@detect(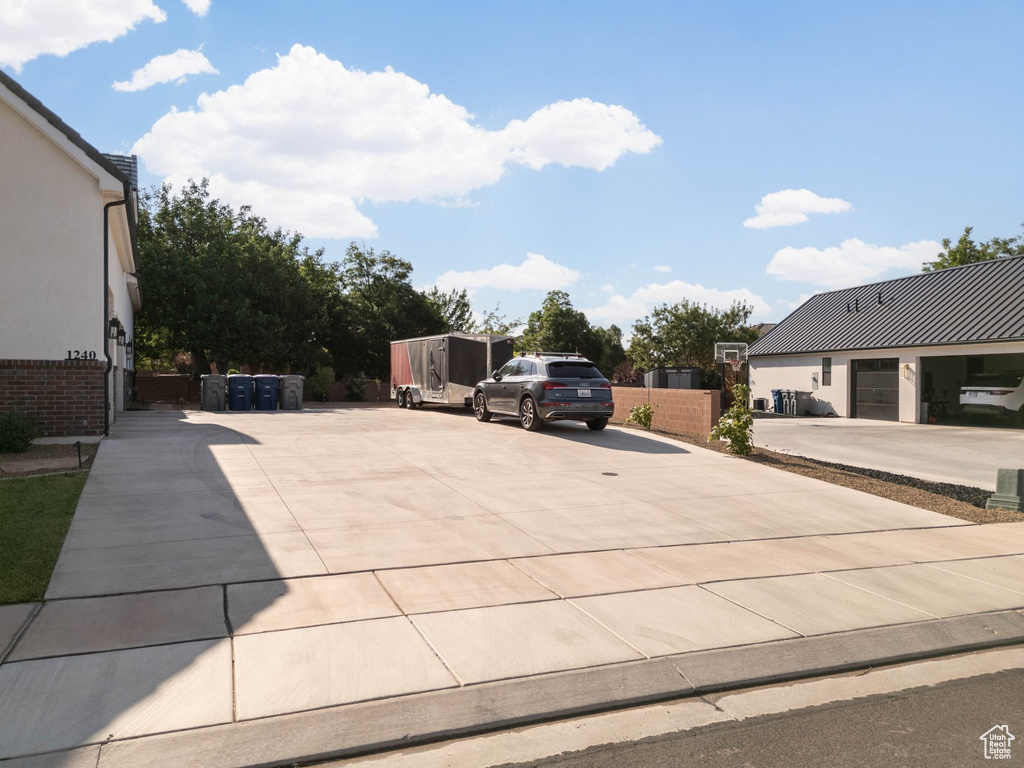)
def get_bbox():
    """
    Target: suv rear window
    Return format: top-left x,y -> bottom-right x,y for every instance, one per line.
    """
545,361 -> 602,378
